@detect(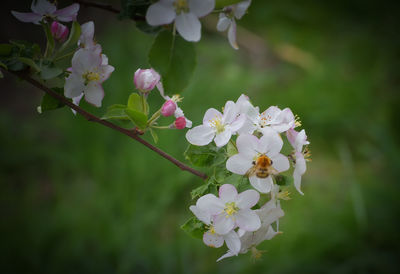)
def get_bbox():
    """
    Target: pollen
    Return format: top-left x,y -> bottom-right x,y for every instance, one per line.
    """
210,117 -> 225,133
224,202 -> 239,216
277,190 -> 291,200
83,71 -> 100,83
174,0 -> 189,14
295,114 -> 302,128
